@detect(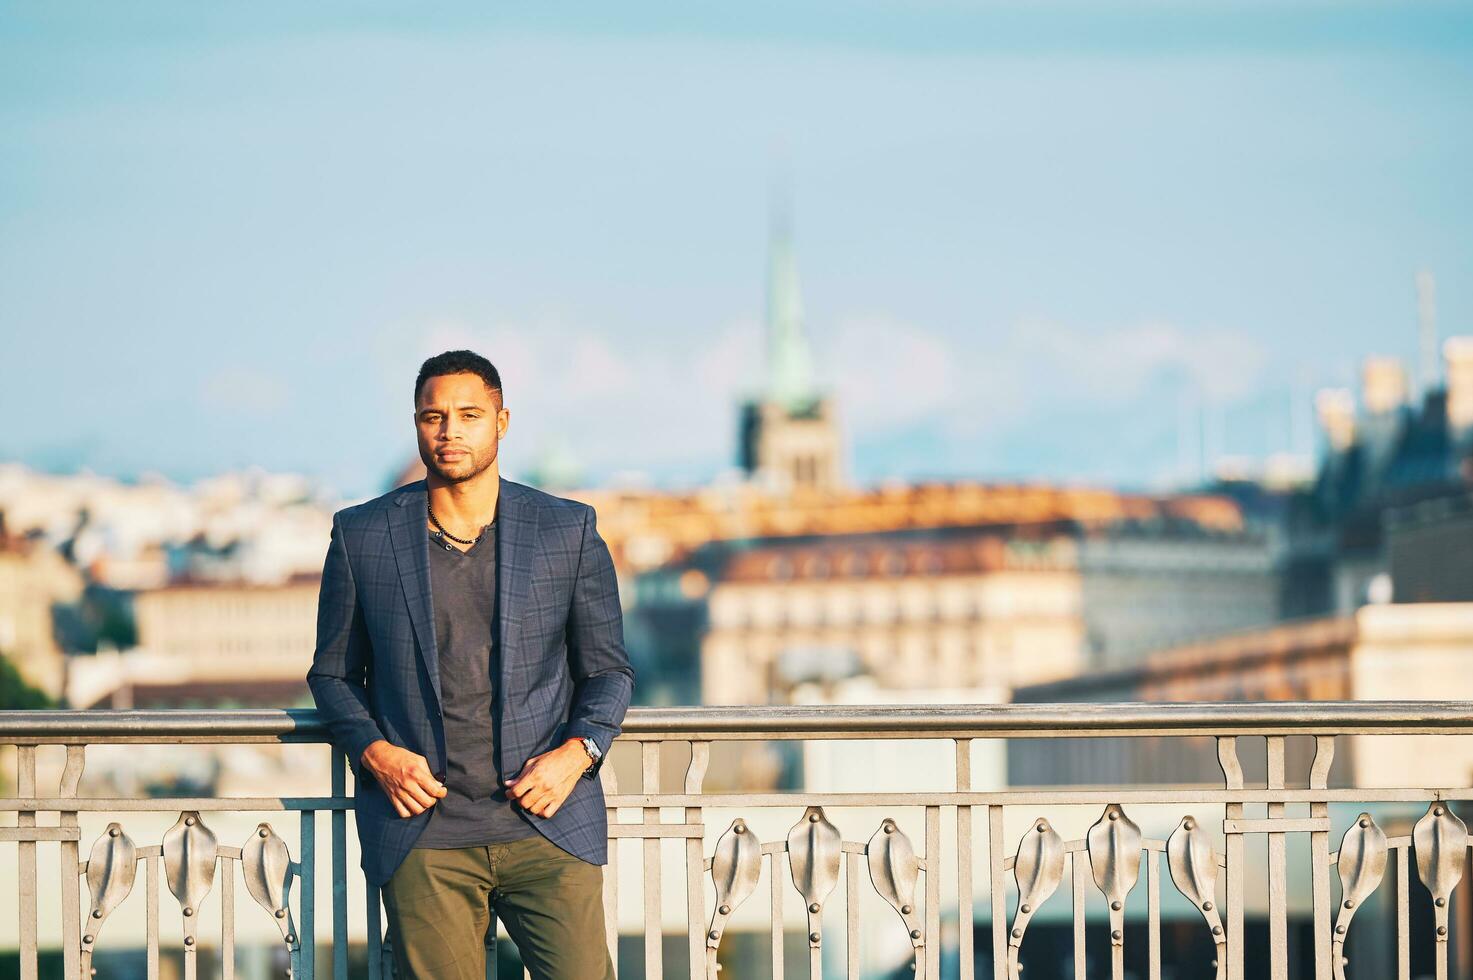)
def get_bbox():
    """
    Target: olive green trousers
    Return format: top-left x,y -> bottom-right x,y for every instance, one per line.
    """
381,833 -> 615,980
